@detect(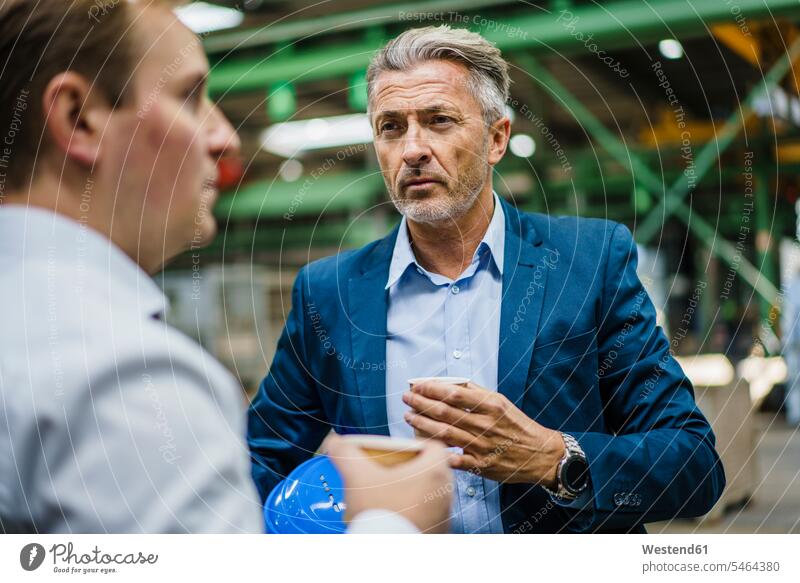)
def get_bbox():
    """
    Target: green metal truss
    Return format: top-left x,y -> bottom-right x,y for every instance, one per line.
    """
208,0 -> 800,96
513,38 -> 800,339
214,170 -> 385,220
